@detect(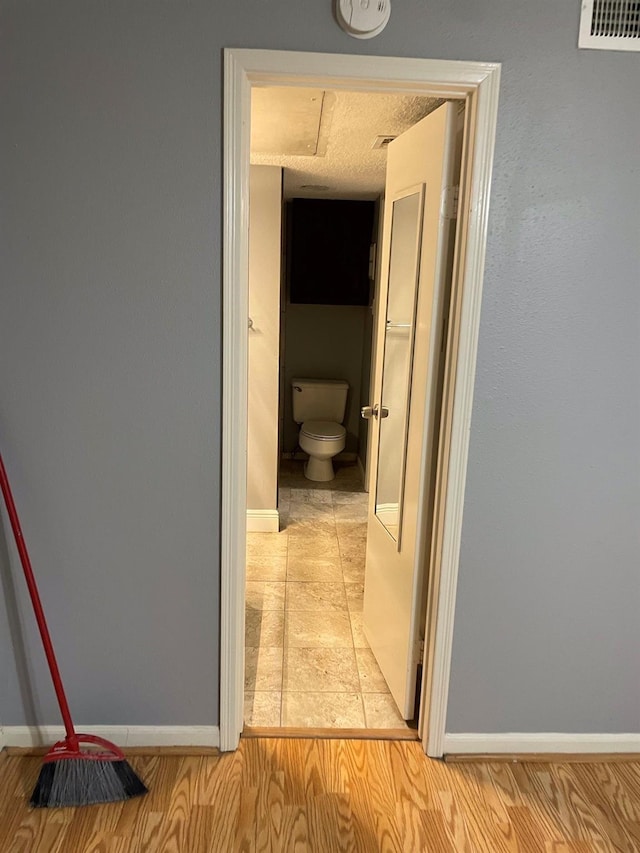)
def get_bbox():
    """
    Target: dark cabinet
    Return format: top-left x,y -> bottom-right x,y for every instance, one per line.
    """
287,199 -> 375,306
